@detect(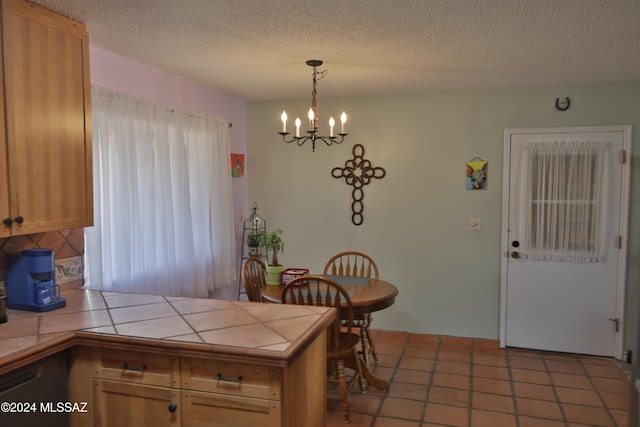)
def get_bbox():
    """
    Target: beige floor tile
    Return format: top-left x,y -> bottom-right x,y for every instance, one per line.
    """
114,315 -> 192,338
472,391 -> 515,413
555,386 -> 603,406
511,368 -> 551,385
472,364 -> 510,380
199,322 -> 288,348
393,368 -> 431,385
562,403 -> 616,425
386,382 -> 428,401
428,386 -> 470,407
470,409 -> 517,427
169,297 -> 233,314
423,403 -> 468,426
435,360 -> 471,375
516,397 -> 564,420
182,306 -> 258,332
103,293 -> 166,308
378,397 -> 424,421
550,371 -> 594,389
398,355 -> 434,371
110,302 -> 177,324
39,309 -> 112,334
0,315 -> 38,339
